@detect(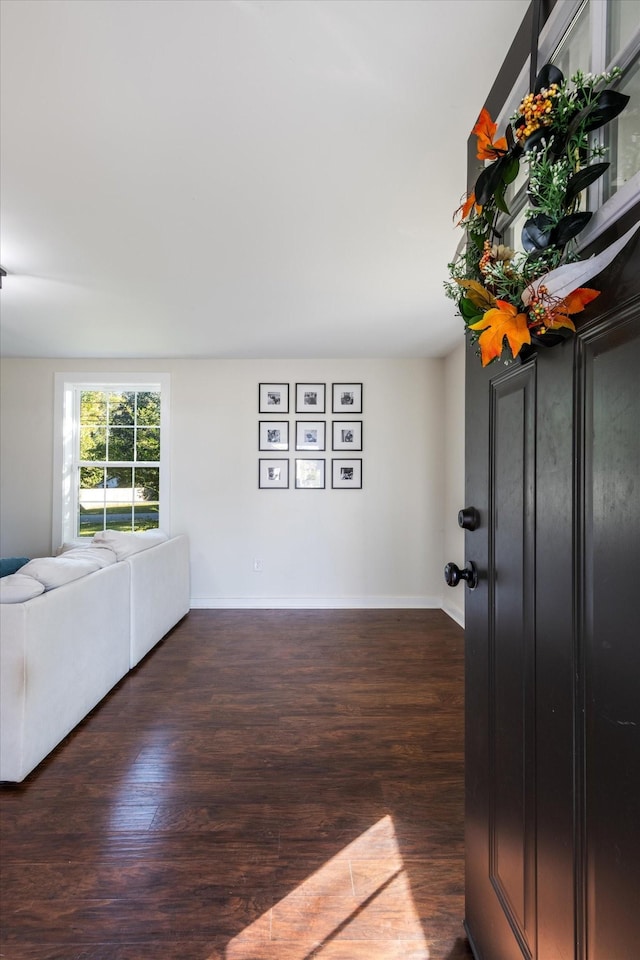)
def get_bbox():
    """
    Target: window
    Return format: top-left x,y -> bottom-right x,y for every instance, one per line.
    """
549,0 -> 640,212
492,0 -> 640,254
603,55 -> 640,200
552,0 -> 591,77
54,374 -> 170,548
